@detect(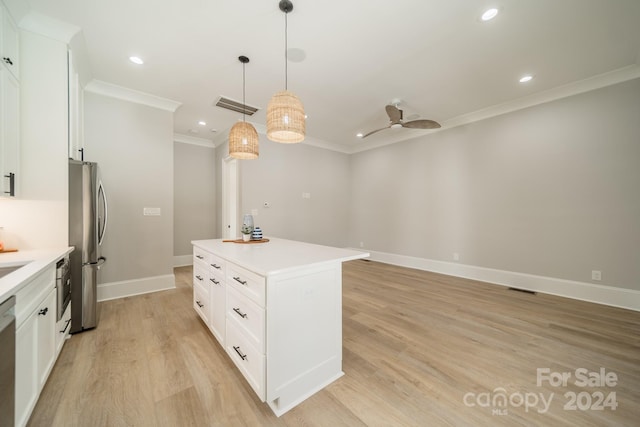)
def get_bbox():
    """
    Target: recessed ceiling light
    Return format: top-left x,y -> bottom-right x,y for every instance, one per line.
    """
198,121 -> 206,126
356,133 -> 363,138
481,8 -> 499,21
519,75 -> 533,83
129,56 -> 144,65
